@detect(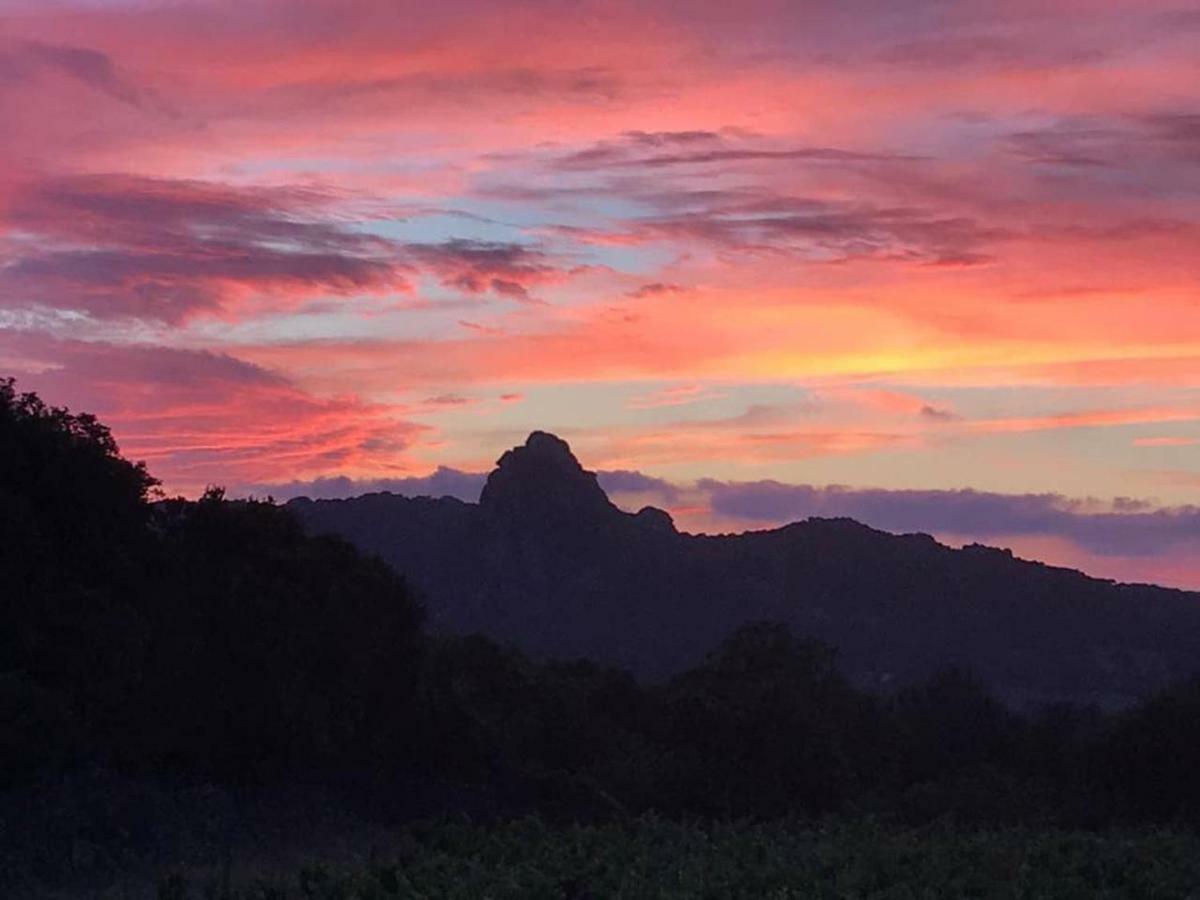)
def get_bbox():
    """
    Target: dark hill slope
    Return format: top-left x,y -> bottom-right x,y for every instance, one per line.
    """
289,431 -> 1200,708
